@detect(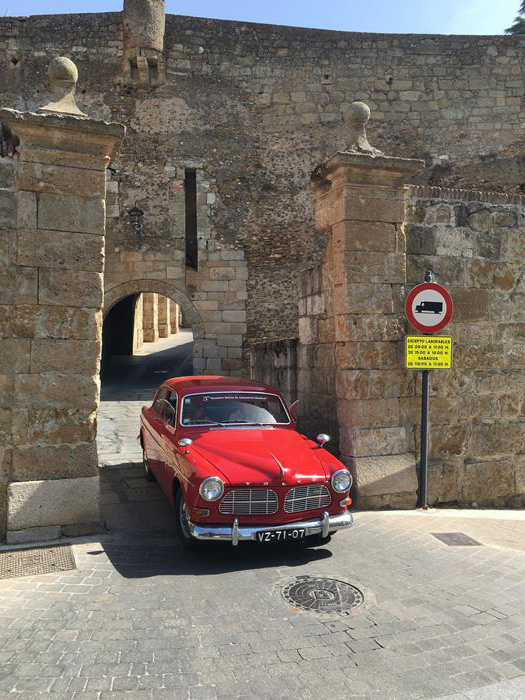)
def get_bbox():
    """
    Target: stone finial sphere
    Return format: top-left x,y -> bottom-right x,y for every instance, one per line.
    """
349,101 -> 371,125
49,56 -> 78,84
